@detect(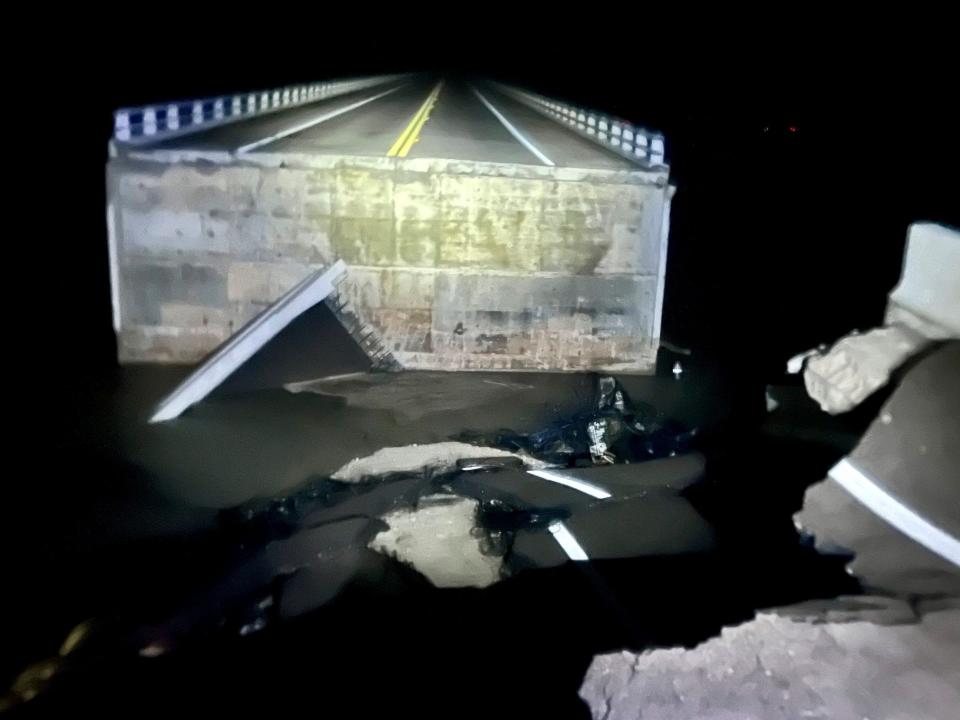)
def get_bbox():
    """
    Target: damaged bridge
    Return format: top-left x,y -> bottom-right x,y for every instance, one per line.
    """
107,74 -> 673,373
